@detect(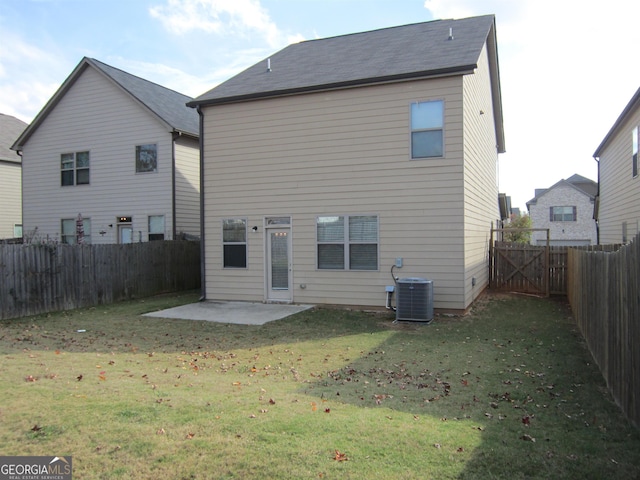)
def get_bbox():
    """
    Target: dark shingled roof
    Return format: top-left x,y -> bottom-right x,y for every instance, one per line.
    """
189,15 -> 497,106
0,114 -> 27,163
13,57 -> 198,150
